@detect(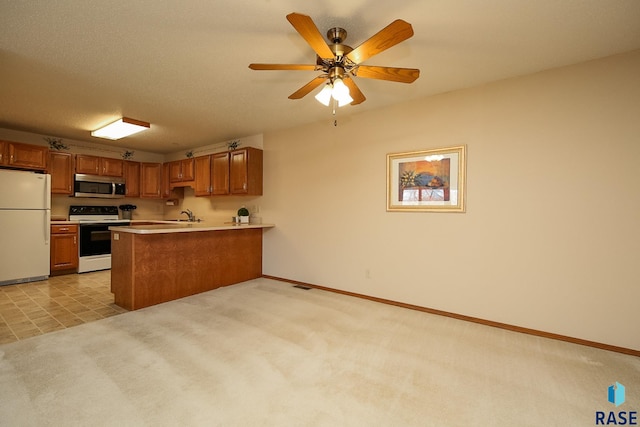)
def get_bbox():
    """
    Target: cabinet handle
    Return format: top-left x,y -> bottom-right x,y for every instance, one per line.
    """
73,236 -> 77,245
60,227 -> 69,231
